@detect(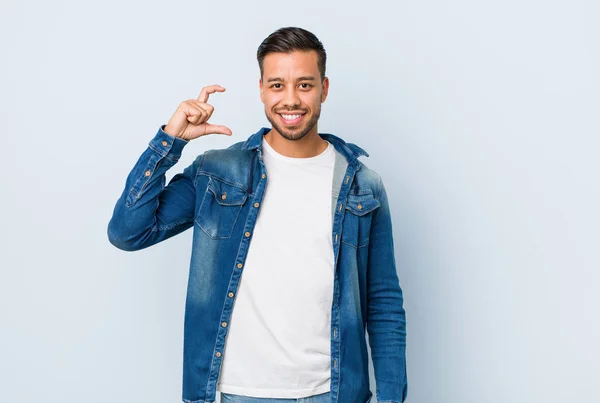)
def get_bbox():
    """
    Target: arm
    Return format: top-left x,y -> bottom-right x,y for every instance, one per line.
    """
107,125 -> 201,251
366,177 -> 408,403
